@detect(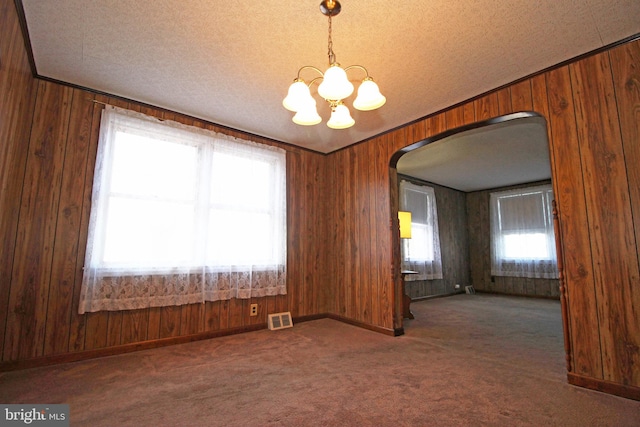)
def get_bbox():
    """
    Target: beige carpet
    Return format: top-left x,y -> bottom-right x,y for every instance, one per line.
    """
1,294 -> 639,426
